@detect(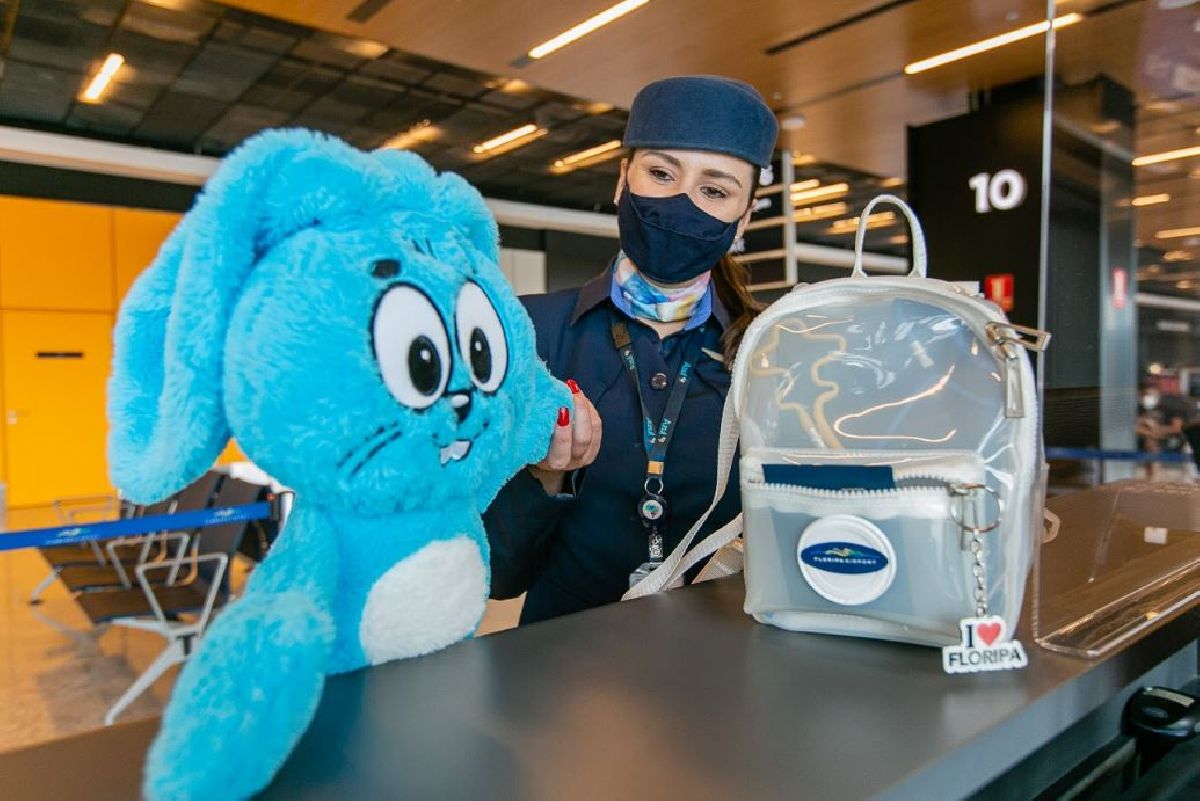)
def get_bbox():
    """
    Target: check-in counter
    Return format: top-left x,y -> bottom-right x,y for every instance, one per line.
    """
1,570 -> 1196,801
